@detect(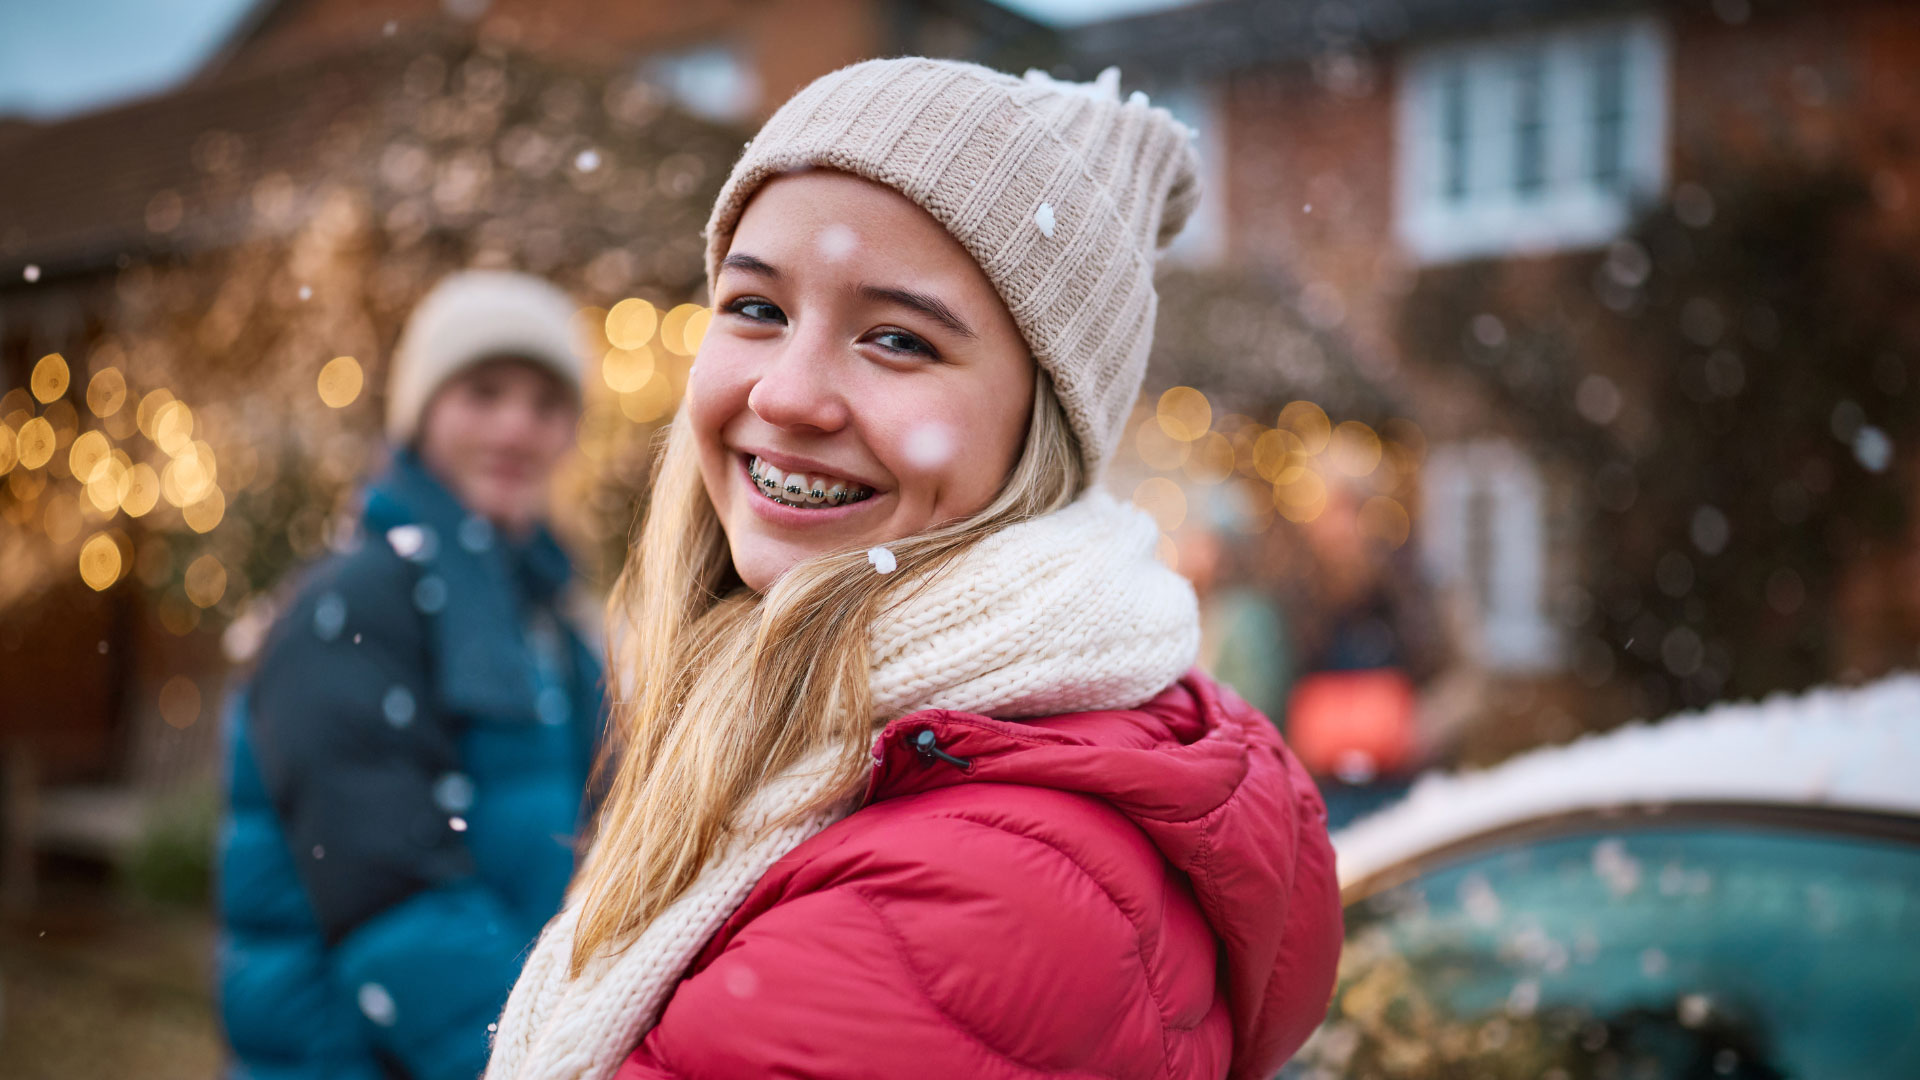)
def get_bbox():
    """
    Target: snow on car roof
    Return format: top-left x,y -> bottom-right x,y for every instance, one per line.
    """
1333,674 -> 1920,888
